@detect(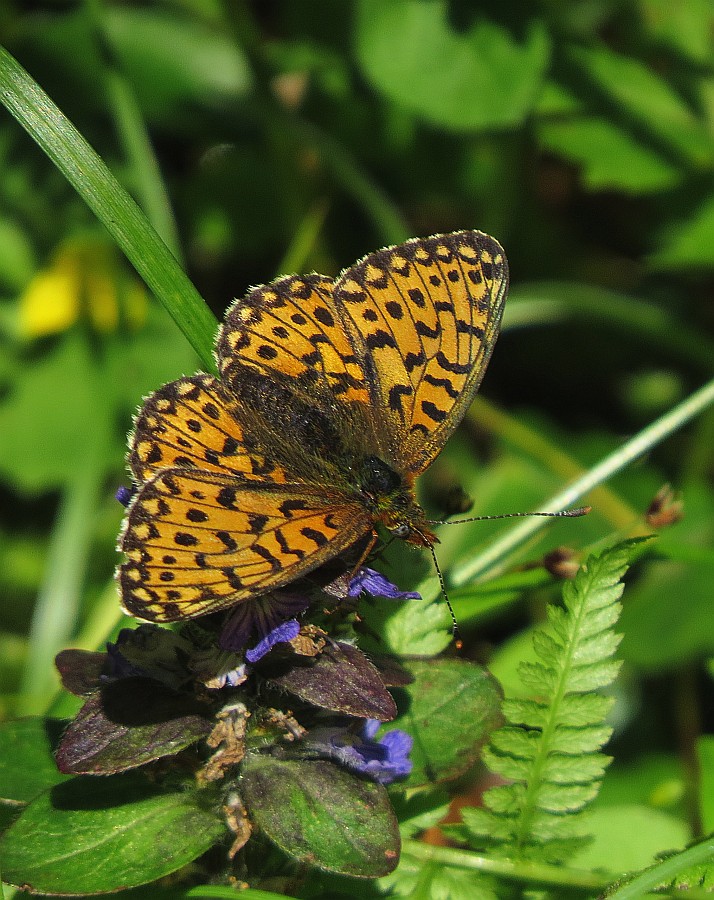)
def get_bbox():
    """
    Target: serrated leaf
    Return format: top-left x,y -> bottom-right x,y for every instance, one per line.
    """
531,630 -> 563,665
489,727 -> 540,760
535,780 -> 600,812
518,660 -> 557,693
503,694 -> 615,729
554,693 -> 614,726
501,698 -> 550,728
484,782 -> 526,815
472,542 -> 640,861
549,725 -> 613,754
0,775 -> 225,894
527,808 -> 593,840
572,632 -> 622,666
241,756 -> 399,877
461,806 -> 514,843
481,747 -> 530,782
541,752 -> 611,783
265,641 -> 396,721
567,659 -> 622,692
